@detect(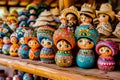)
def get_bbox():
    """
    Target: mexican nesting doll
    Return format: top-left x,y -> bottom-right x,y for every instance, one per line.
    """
96,40 -> 118,71
96,3 -> 115,37
75,24 -> 99,68
53,28 -> 75,67
18,37 -> 30,59
37,26 -> 55,63
2,36 -> 11,55
28,37 -> 40,60
61,6 -> 80,32
79,3 -> 96,29
23,73 -> 34,80
9,32 -> 19,57
0,37 -> 3,54
112,11 -> 120,38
